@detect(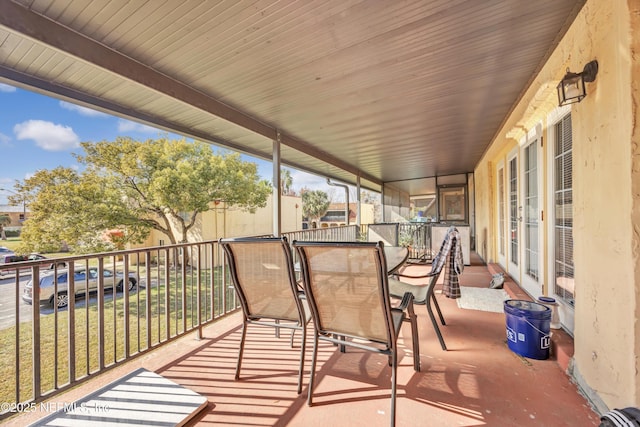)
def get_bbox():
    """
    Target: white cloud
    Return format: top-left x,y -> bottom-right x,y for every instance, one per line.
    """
13,120 -> 80,151
59,101 -> 109,118
0,83 -> 17,93
117,119 -> 158,134
291,170 -> 332,191
0,132 -> 10,145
